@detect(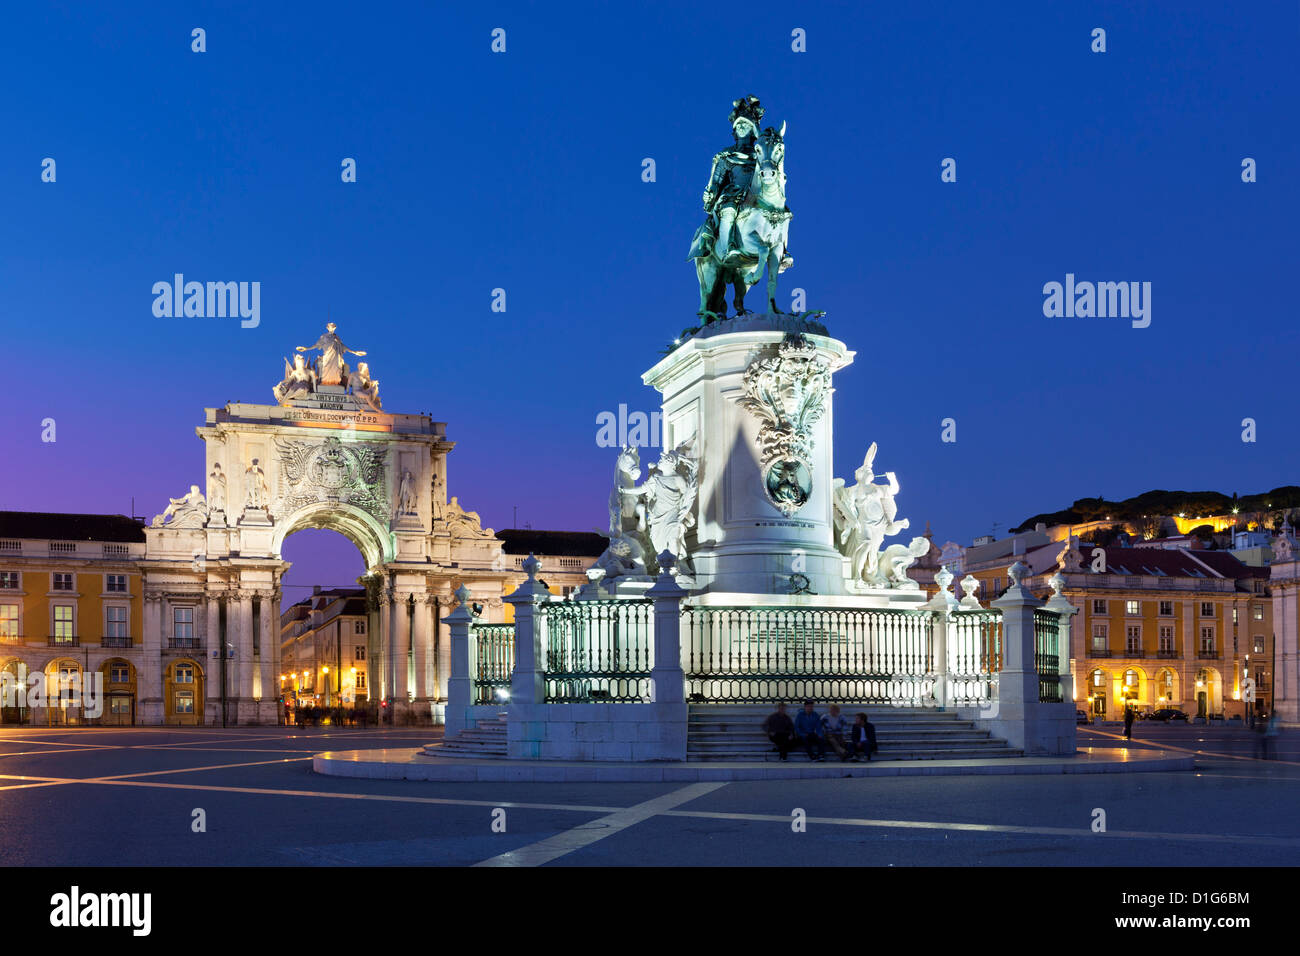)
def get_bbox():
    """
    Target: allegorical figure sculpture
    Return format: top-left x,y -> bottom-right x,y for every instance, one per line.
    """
245,458 -> 269,509
273,353 -> 318,405
833,442 -> 912,586
621,439 -> 699,573
688,96 -> 793,321
588,446 -> 651,584
152,485 -> 208,528
296,322 -> 366,387
350,361 -> 382,411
